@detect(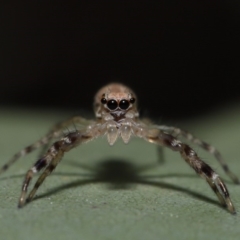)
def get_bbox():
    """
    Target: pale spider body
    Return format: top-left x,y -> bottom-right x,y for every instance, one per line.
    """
0,83 -> 239,214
